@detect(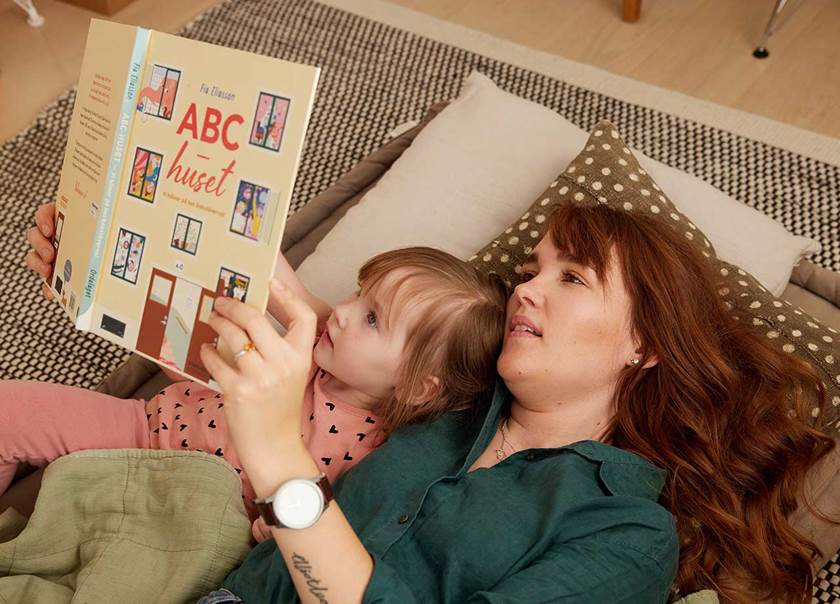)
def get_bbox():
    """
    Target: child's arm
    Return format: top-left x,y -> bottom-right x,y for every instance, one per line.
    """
267,252 -> 332,332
